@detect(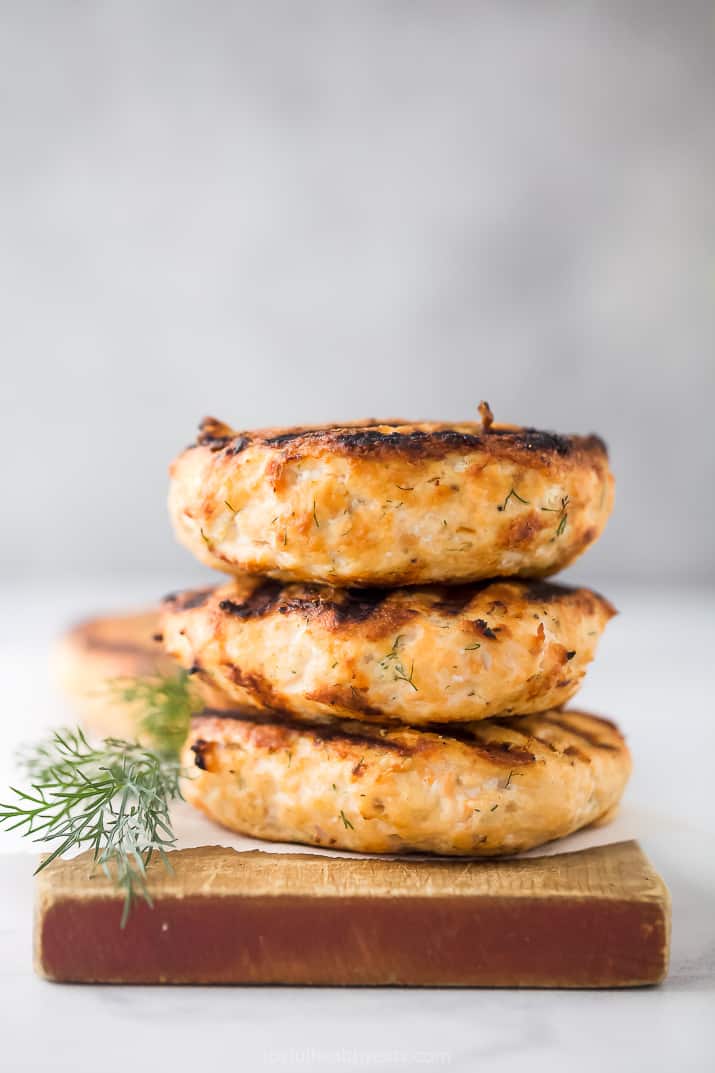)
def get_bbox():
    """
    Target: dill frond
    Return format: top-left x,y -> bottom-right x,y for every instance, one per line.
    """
108,669 -> 202,756
3,728 -> 182,927
1,670 -> 203,926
